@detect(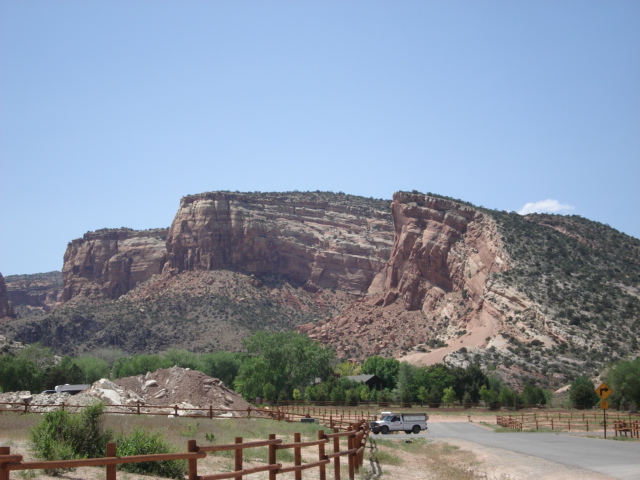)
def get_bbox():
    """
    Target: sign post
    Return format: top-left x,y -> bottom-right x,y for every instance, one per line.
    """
595,383 -> 612,439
